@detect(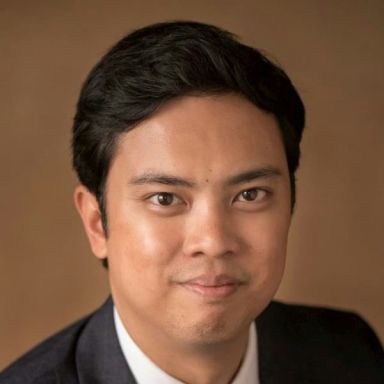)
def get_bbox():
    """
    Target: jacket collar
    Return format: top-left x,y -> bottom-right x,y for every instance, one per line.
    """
76,297 -> 137,384
75,297 -> 285,384
256,301 -> 298,384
